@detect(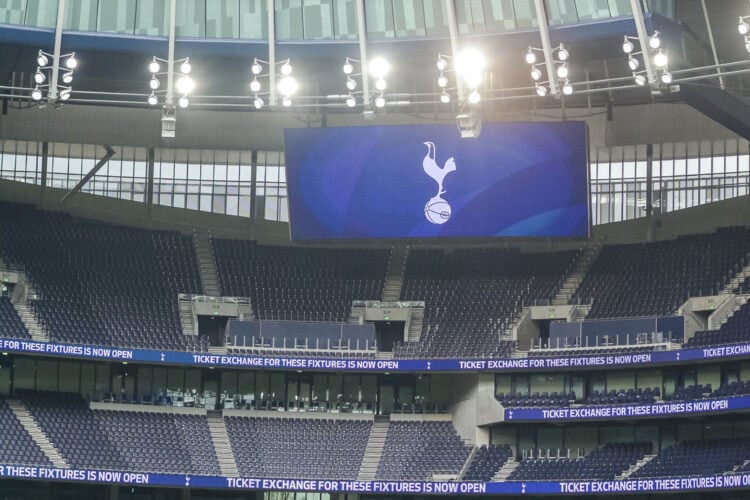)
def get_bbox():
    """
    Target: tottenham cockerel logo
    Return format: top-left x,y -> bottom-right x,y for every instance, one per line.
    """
422,141 -> 456,224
